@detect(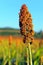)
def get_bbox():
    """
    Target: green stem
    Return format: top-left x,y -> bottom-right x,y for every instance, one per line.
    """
2,55 -> 6,65
29,43 -> 32,65
9,47 -> 11,65
27,47 -> 29,65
